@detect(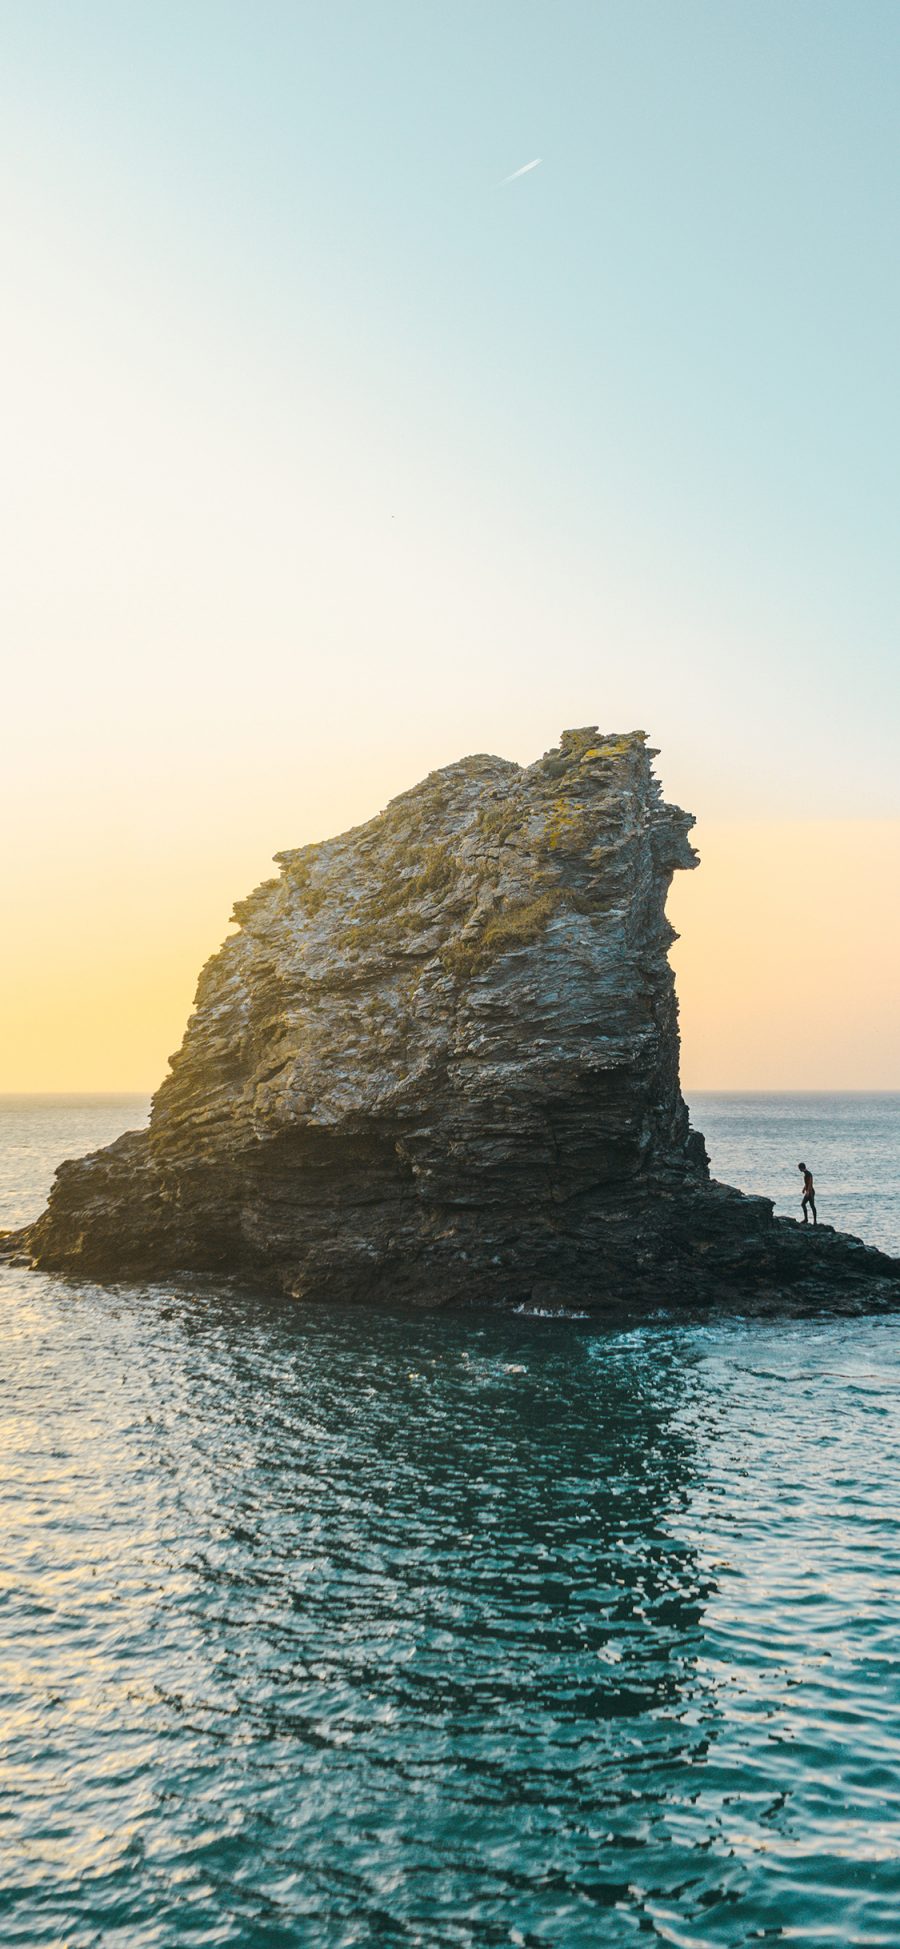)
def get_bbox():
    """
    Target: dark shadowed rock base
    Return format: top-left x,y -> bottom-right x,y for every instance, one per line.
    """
7,730 -> 900,1313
